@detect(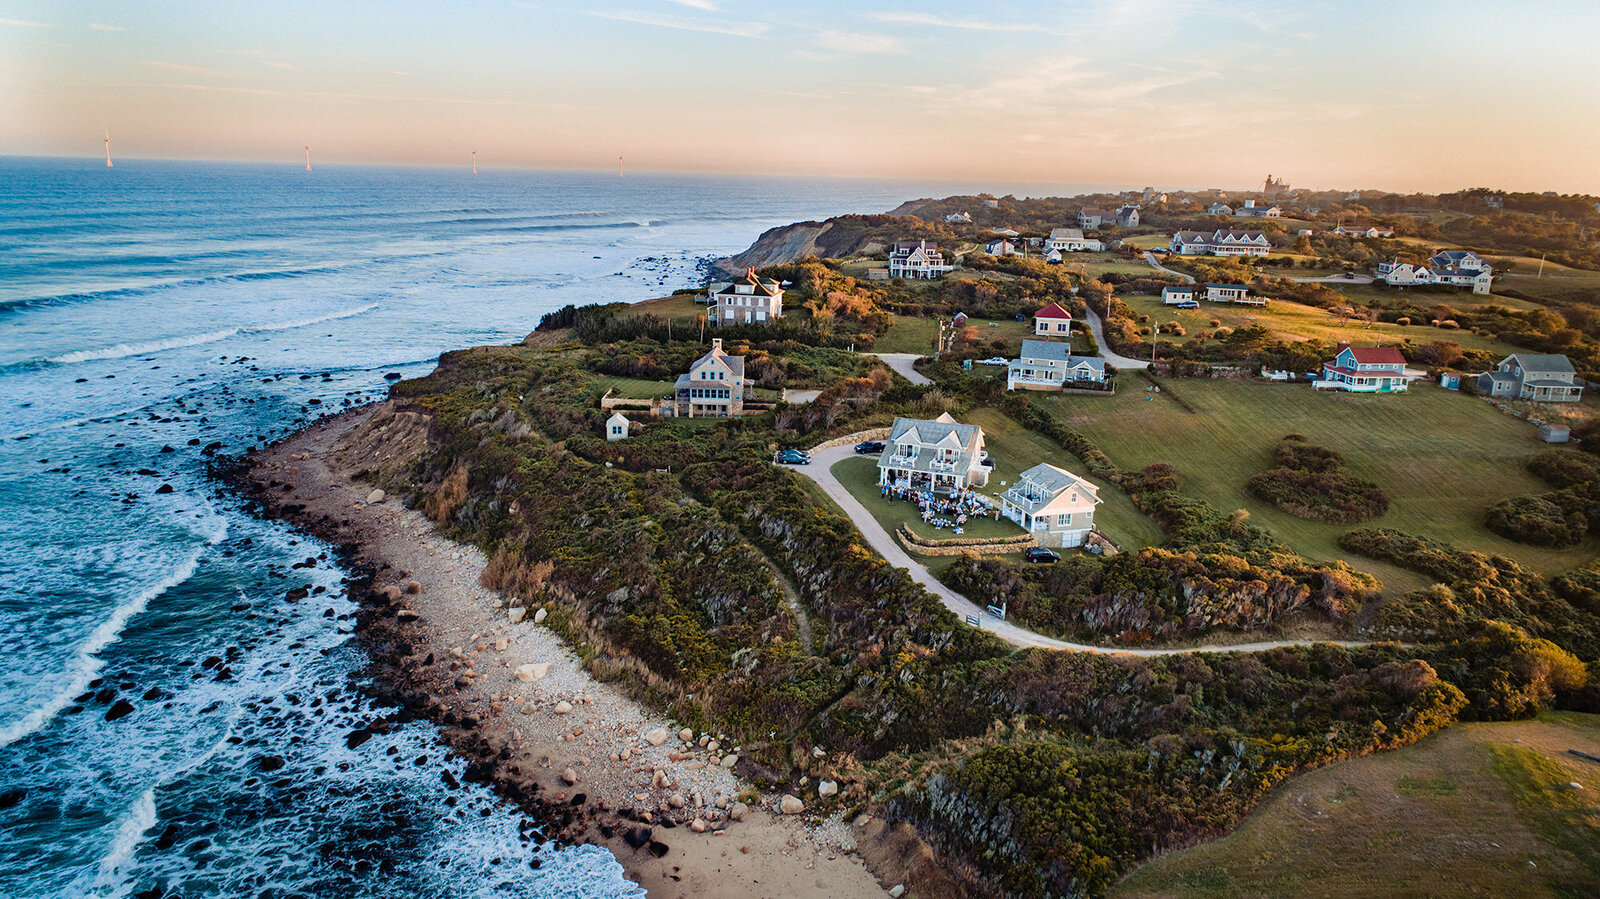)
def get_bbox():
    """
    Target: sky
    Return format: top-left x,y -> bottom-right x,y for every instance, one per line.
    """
3,0 -> 1598,194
